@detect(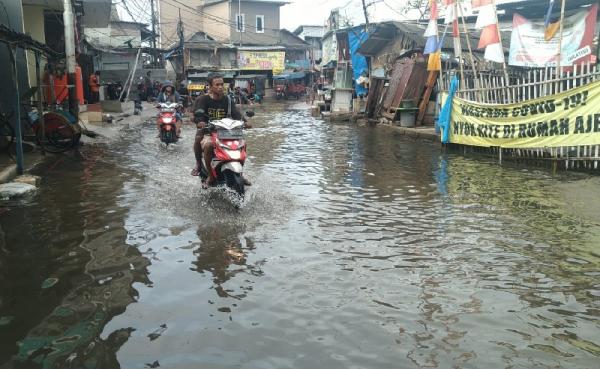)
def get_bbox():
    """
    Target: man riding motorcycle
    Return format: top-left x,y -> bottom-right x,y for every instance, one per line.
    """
191,72 -> 251,187
157,81 -> 182,138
